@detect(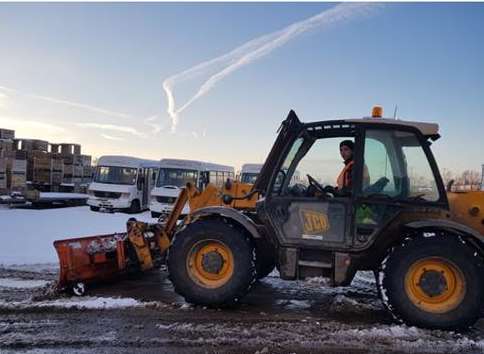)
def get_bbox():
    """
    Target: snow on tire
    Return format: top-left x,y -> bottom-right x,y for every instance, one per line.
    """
380,236 -> 483,330
167,219 -> 256,306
